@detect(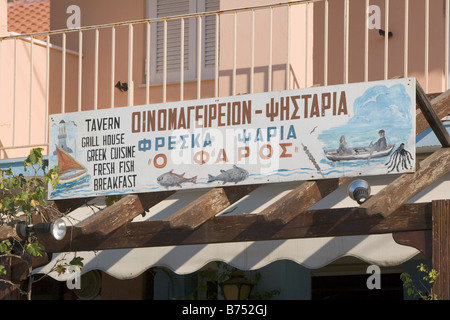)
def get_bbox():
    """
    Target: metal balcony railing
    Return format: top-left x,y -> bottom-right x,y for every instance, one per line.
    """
0,0 -> 448,159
